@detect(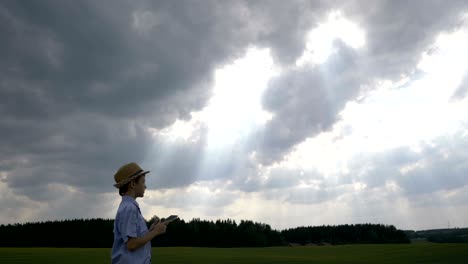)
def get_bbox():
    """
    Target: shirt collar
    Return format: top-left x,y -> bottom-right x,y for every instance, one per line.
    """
122,195 -> 140,210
